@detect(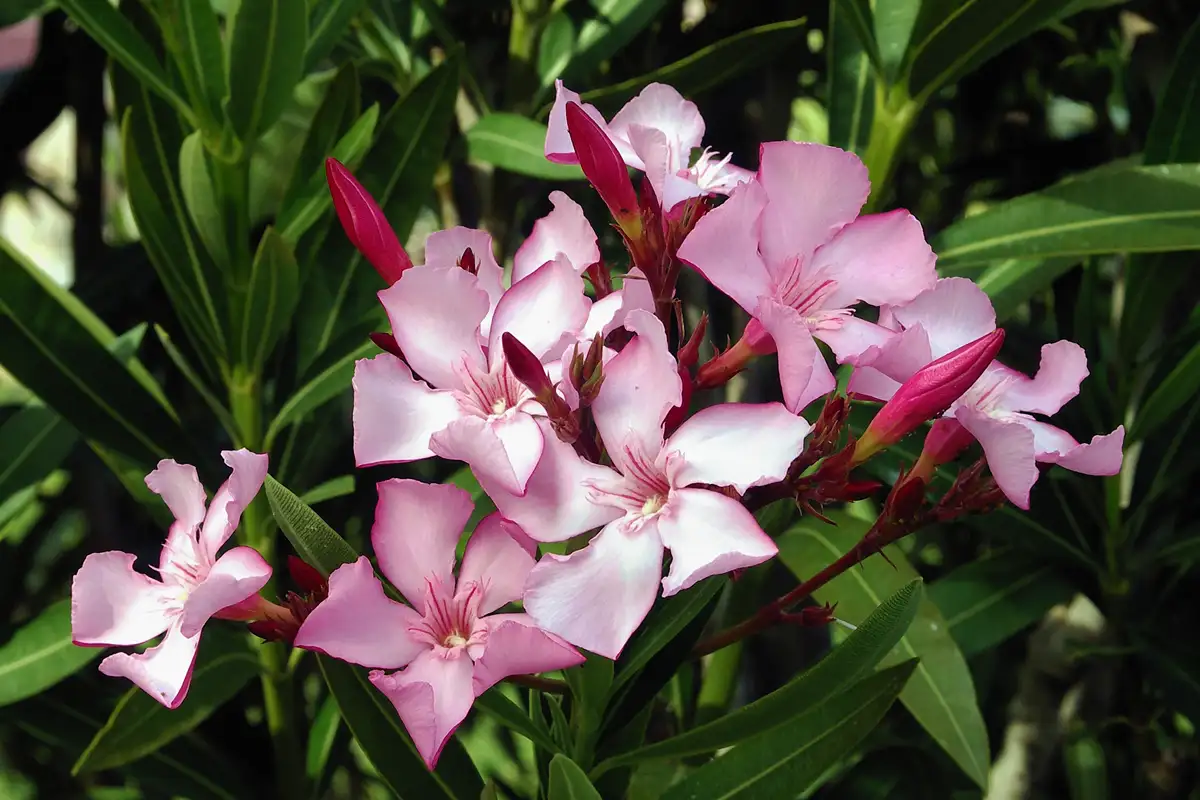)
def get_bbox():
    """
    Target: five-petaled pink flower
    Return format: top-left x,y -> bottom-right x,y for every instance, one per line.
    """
545,81 -> 753,211
71,450 -> 271,708
475,311 -> 812,658
293,479 -> 583,768
850,278 -> 1125,508
678,141 -> 937,413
